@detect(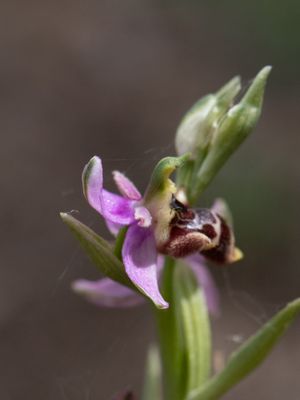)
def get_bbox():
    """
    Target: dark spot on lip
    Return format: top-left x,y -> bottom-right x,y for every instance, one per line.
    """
199,223 -> 217,239
171,209 -> 196,225
201,216 -> 232,264
165,200 -> 232,259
